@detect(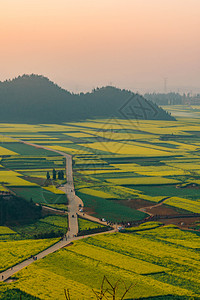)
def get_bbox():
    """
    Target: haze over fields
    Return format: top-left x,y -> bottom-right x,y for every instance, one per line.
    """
0,0 -> 200,93
1,1 -> 200,299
